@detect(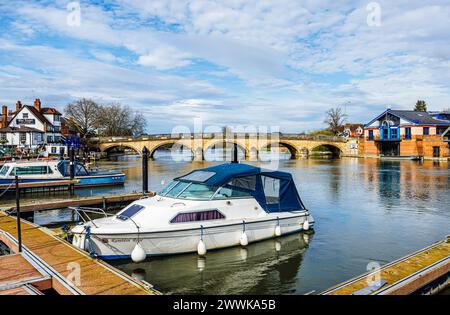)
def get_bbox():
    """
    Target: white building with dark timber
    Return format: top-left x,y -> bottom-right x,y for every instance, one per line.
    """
0,99 -> 66,156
